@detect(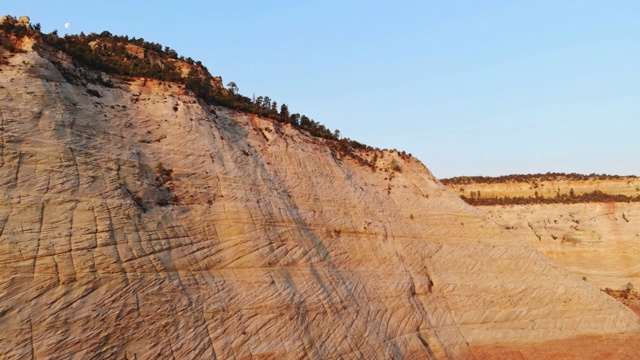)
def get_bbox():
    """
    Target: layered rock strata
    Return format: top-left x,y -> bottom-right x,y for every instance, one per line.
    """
479,202 -> 640,291
443,178 -> 640,292
0,39 -> 638,359
447,177 -> 640,200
